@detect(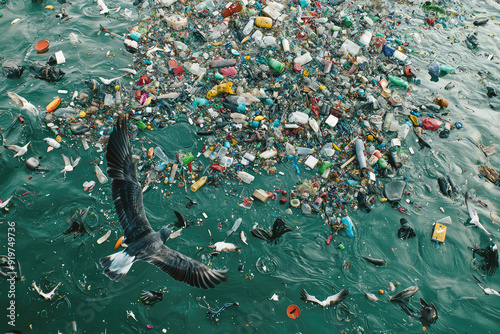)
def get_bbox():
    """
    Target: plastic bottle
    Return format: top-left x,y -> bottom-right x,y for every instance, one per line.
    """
393,50 -> 407,62
237,171 -> 255,184
323,60 -> 332,73
190,176 -> 207,192
216,146 -> 228,160
268,58 -> 285,72
282,38 -> 290,52
296,147 -> 314,155
294,52 -> 313,66
397,124 -> 410,140
69,32 -> 80,46
383,113 -> 393,132
355,139 -> 367,170
388,76 -> 409,88
136,120 -> 147,130
169,164 -> 178,183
